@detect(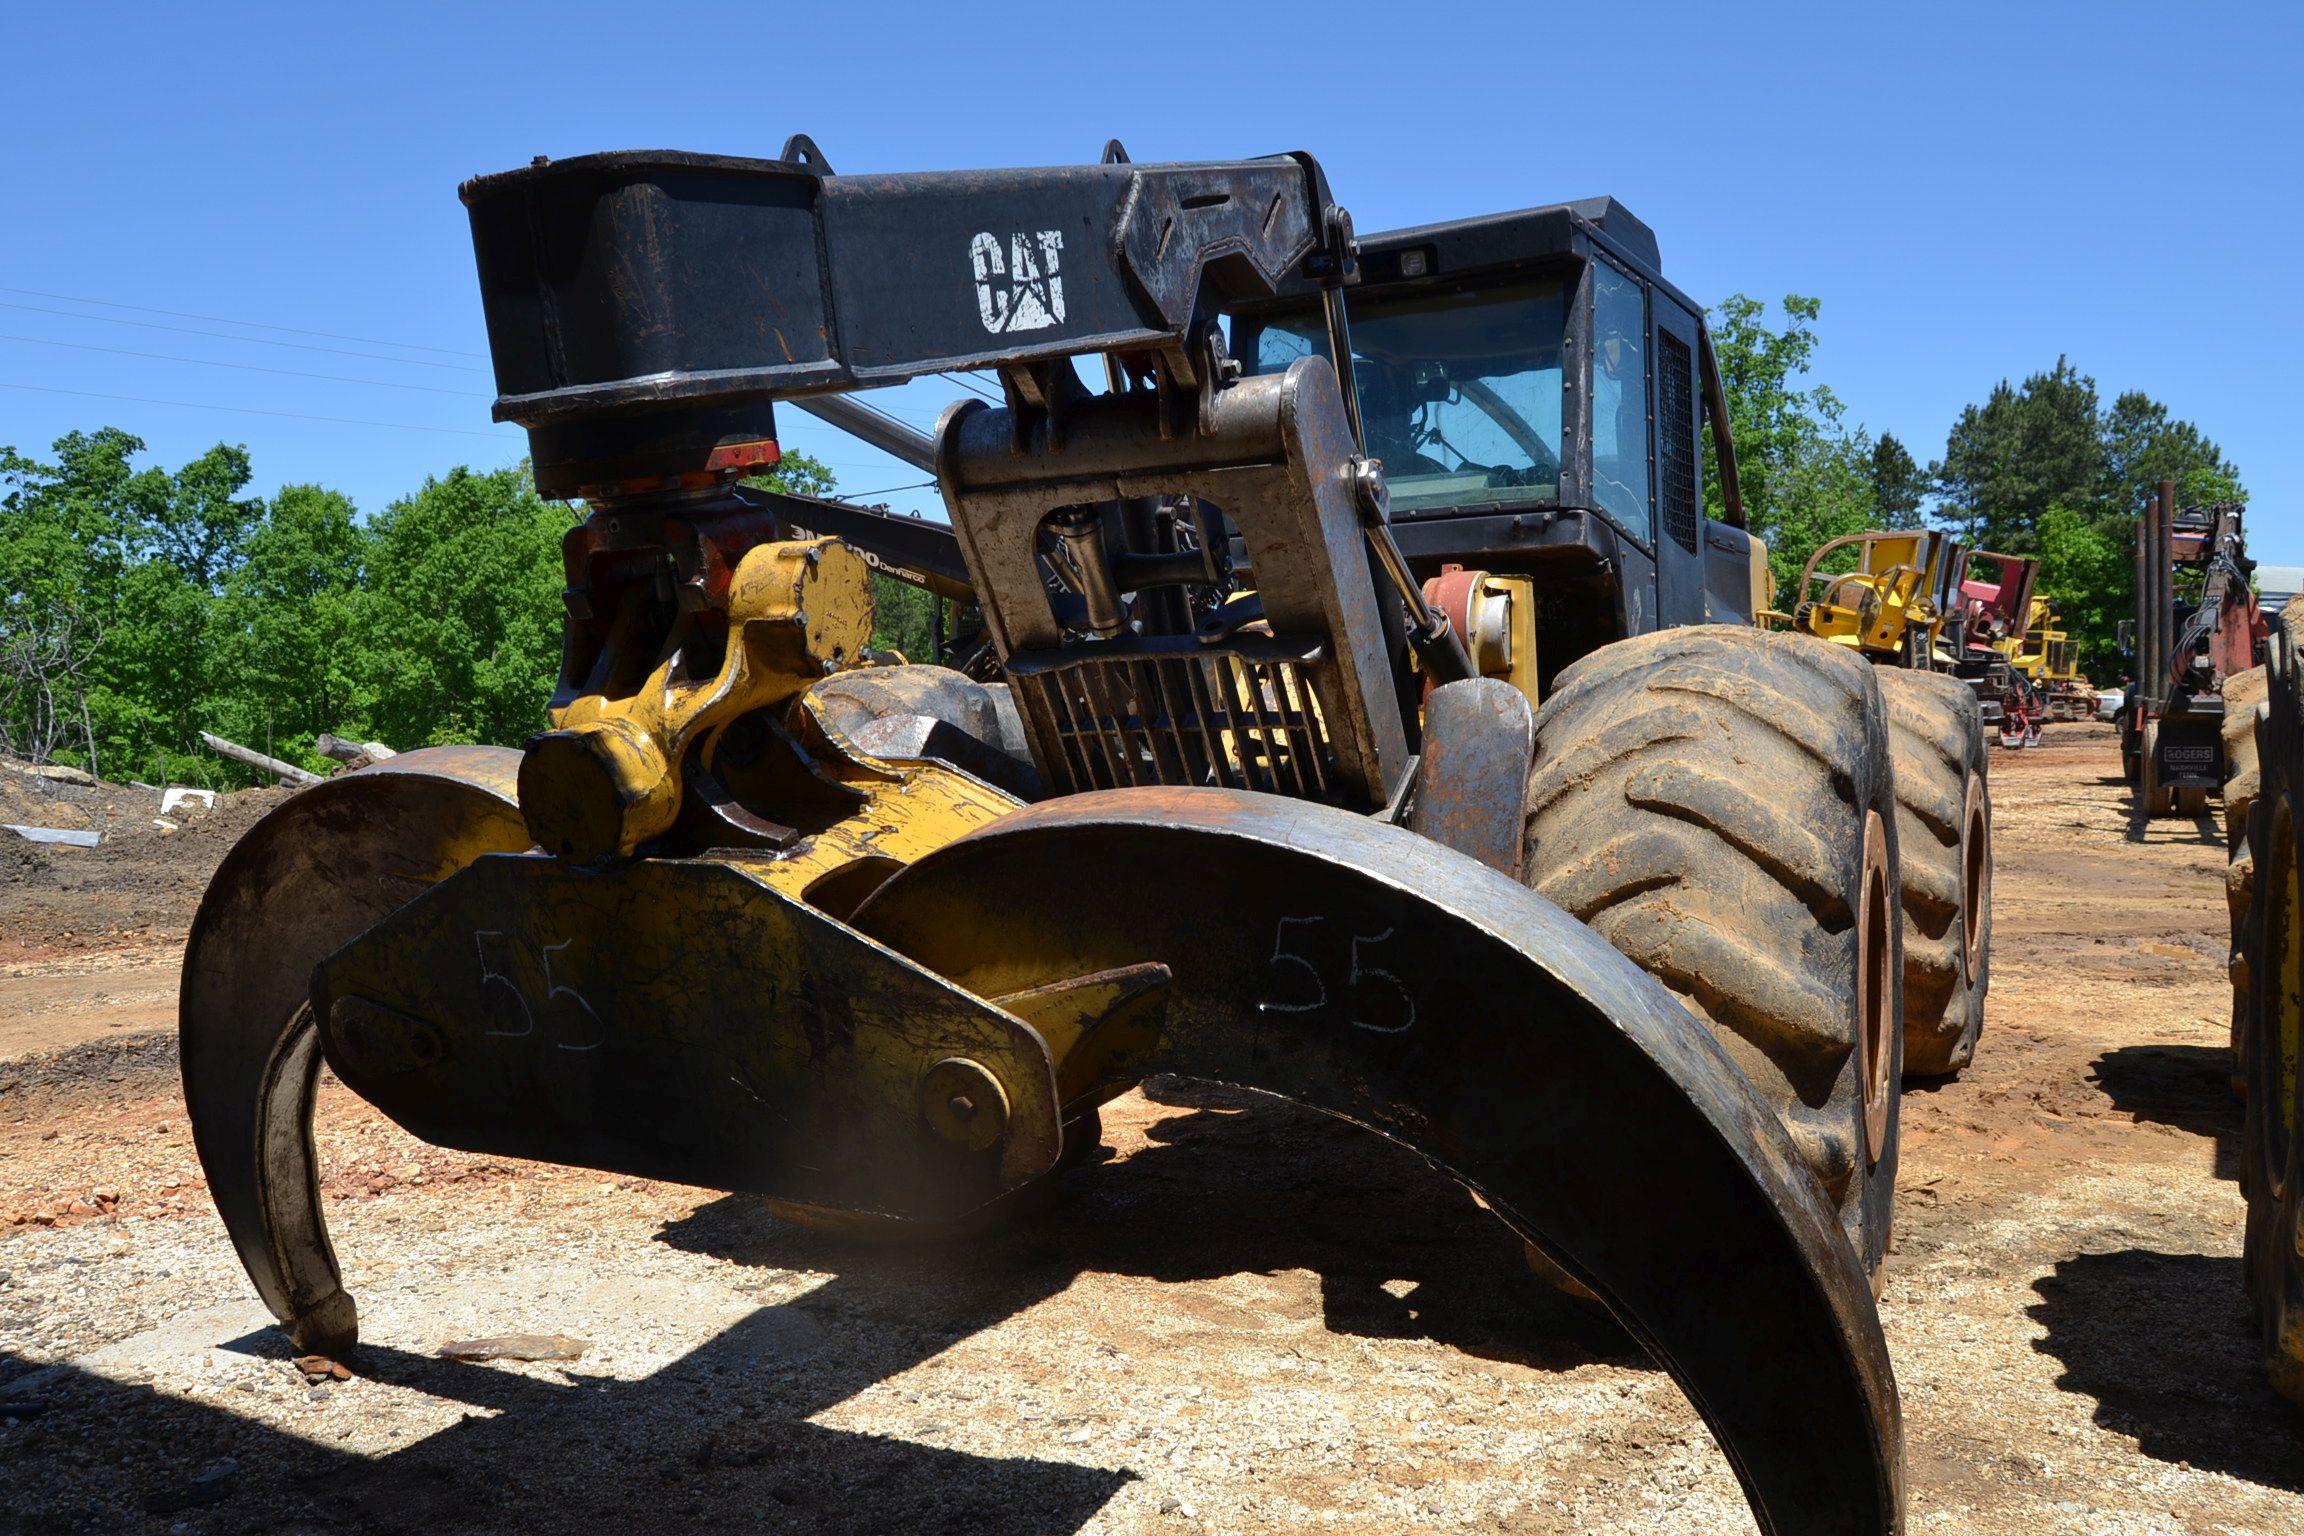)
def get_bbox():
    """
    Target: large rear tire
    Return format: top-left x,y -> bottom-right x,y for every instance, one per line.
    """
2241,634 -> 2304,1405
1523,626 -> 1904,1278
1875,668 -> 1992,1079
